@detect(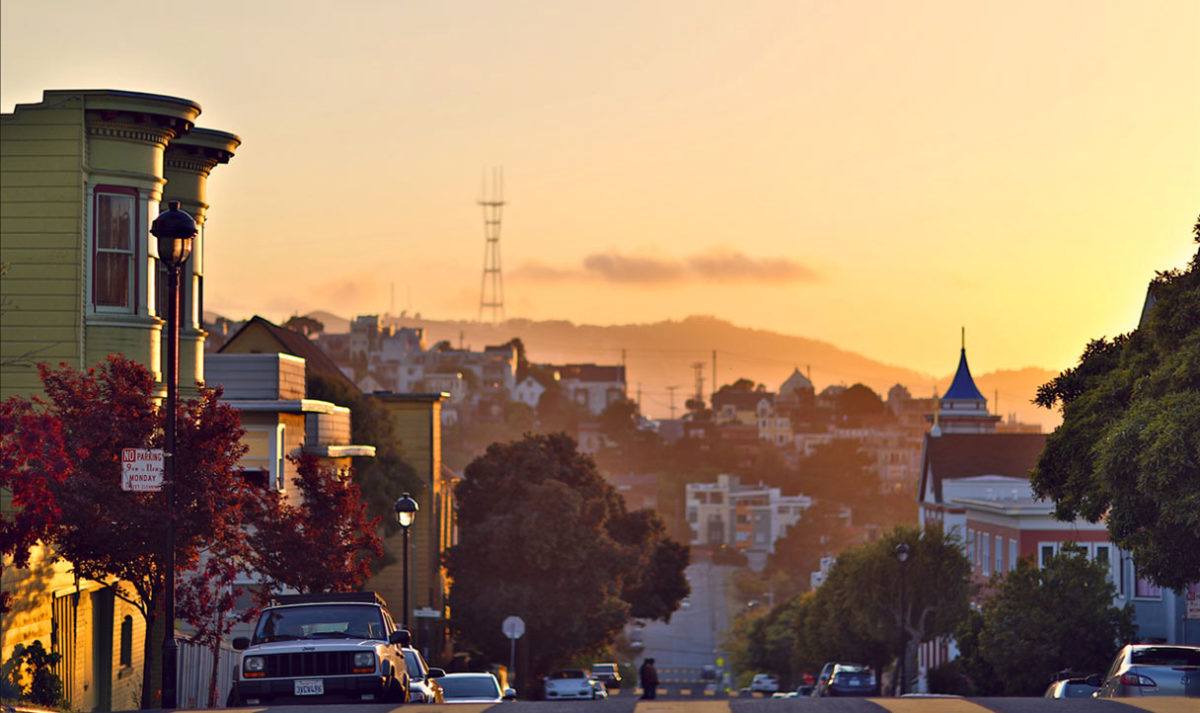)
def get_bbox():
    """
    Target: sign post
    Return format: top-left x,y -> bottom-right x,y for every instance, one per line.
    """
502,615 -> 525,688
121,448 -> 164,492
